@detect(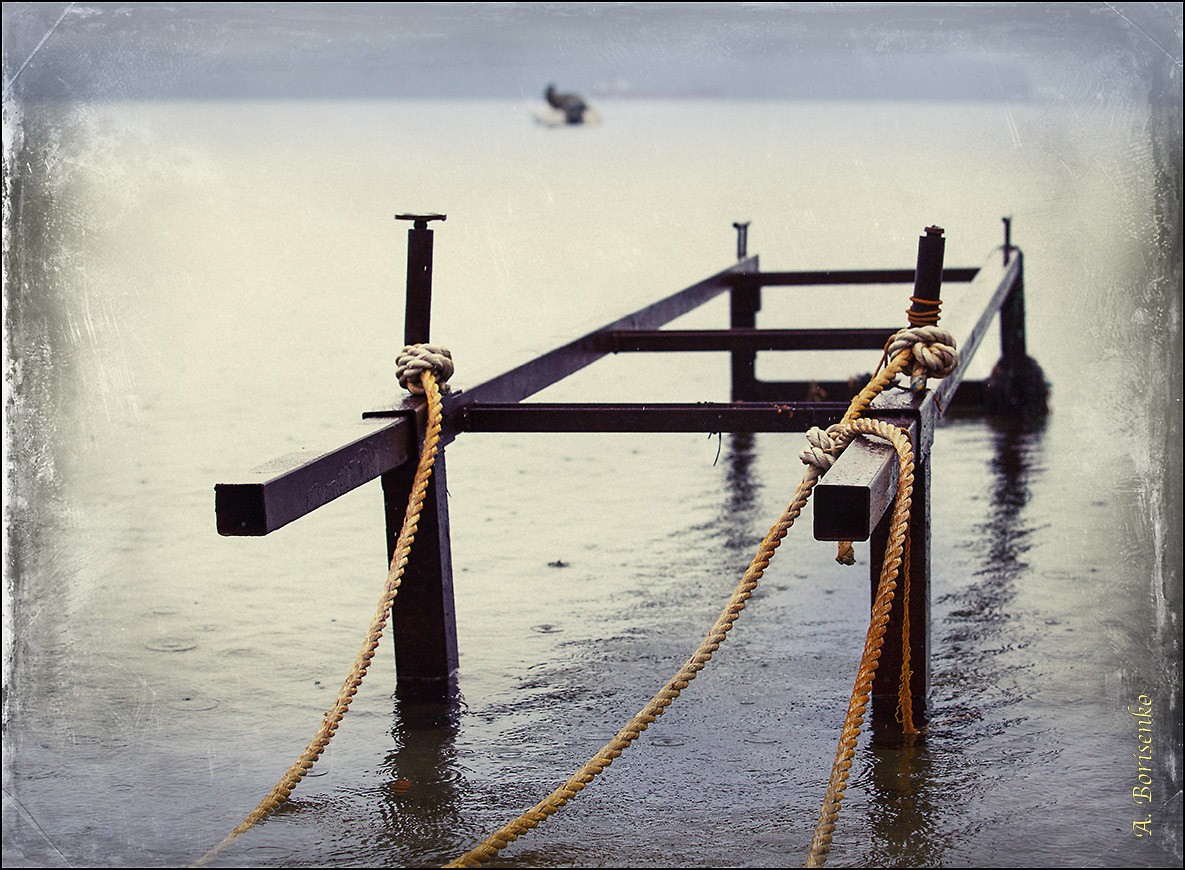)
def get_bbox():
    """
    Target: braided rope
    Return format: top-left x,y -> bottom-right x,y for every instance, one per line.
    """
445,465 -> 826,868
896,526 -> 917,734
805,418 -> 916,868
828,327 -> 957,565
193,352 -> 451,867
448,327 -> 956,867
